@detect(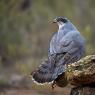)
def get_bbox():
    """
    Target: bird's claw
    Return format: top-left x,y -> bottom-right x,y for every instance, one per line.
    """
51,81 -> 56,90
